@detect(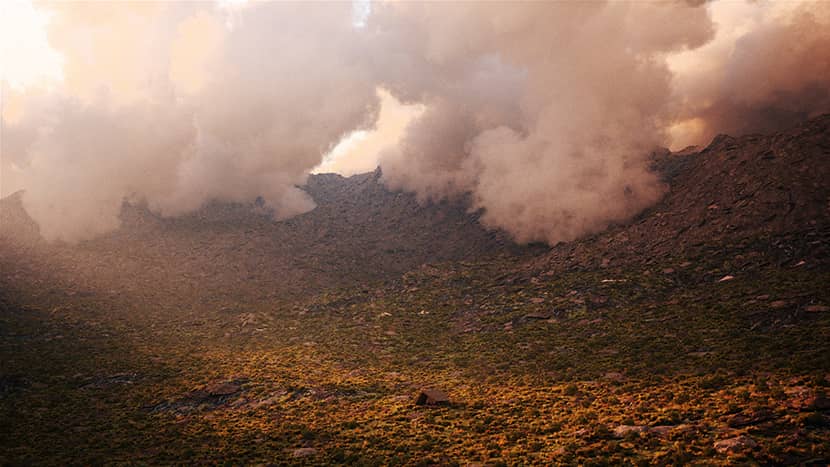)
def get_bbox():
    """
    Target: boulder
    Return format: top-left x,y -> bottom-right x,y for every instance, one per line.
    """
714,435 -> 757,454
292,448 -> 317,458
415,389 -> 450,406
612,425 -> 647,438
603,372 -> 626,382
